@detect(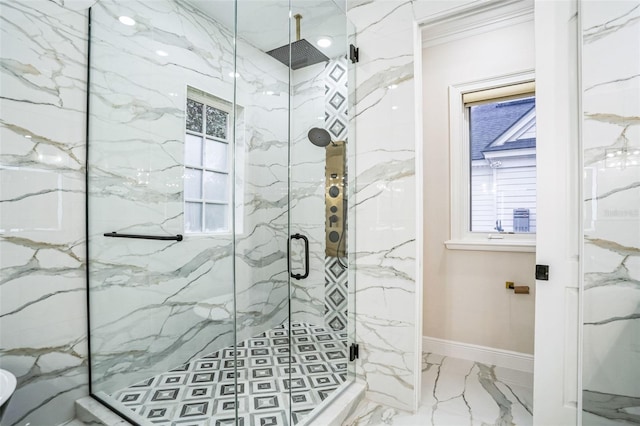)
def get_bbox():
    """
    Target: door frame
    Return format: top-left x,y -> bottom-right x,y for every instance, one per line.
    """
412,0 -> 582,423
